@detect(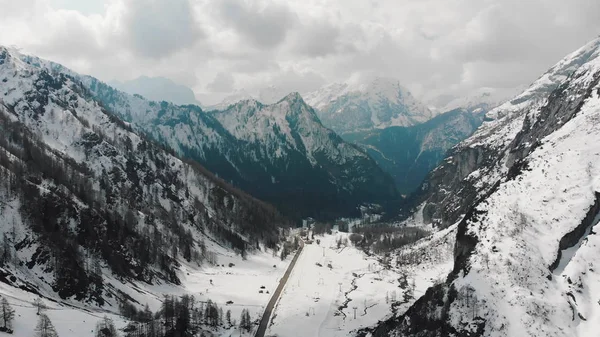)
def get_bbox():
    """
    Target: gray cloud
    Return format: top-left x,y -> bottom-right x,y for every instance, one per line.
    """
2,0 -> 600,106
207,72 -> 235,92
217,0 -> 297,49
124,0 -> 202,59
291,20 -> 342,57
